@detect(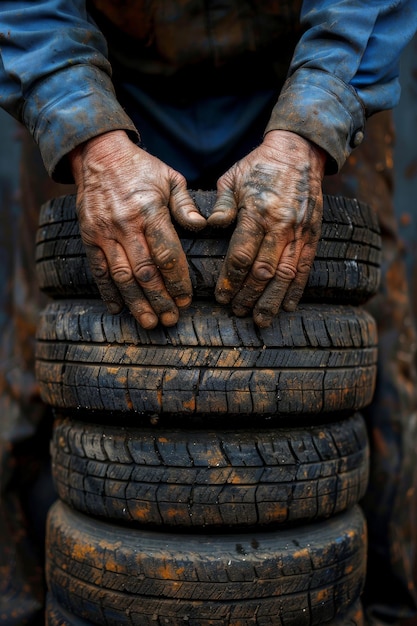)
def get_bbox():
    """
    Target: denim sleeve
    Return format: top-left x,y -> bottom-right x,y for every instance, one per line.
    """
0,0 -> 138,182
265,0 -> 417,173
